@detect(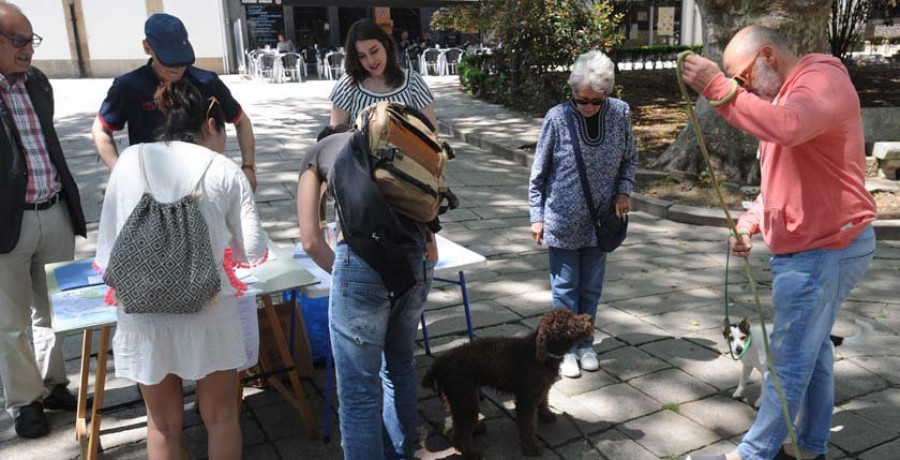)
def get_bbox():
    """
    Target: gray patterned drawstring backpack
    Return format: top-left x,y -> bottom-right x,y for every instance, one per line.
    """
103,146 -> 221,314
